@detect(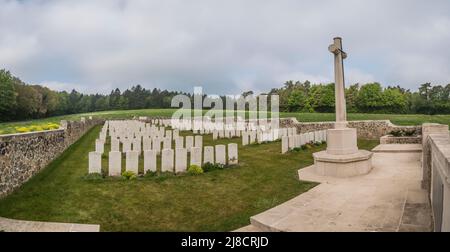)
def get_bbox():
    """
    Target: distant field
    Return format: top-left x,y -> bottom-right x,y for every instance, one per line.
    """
1,108 -> 449,135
